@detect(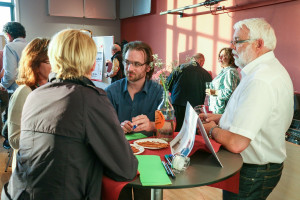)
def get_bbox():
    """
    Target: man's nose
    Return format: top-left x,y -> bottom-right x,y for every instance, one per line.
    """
127,64 -> 134,71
